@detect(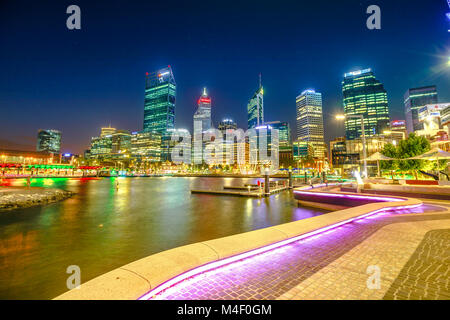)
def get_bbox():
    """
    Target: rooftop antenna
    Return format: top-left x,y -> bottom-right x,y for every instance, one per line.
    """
259,73 -> 262,88
203,87 -> 207,96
